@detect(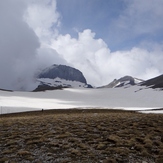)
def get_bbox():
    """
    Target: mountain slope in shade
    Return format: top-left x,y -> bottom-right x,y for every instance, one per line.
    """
140,74 -> 163,89
99,76 -> 144,88
34,64 -> 92,91
39,64 -> 87,83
